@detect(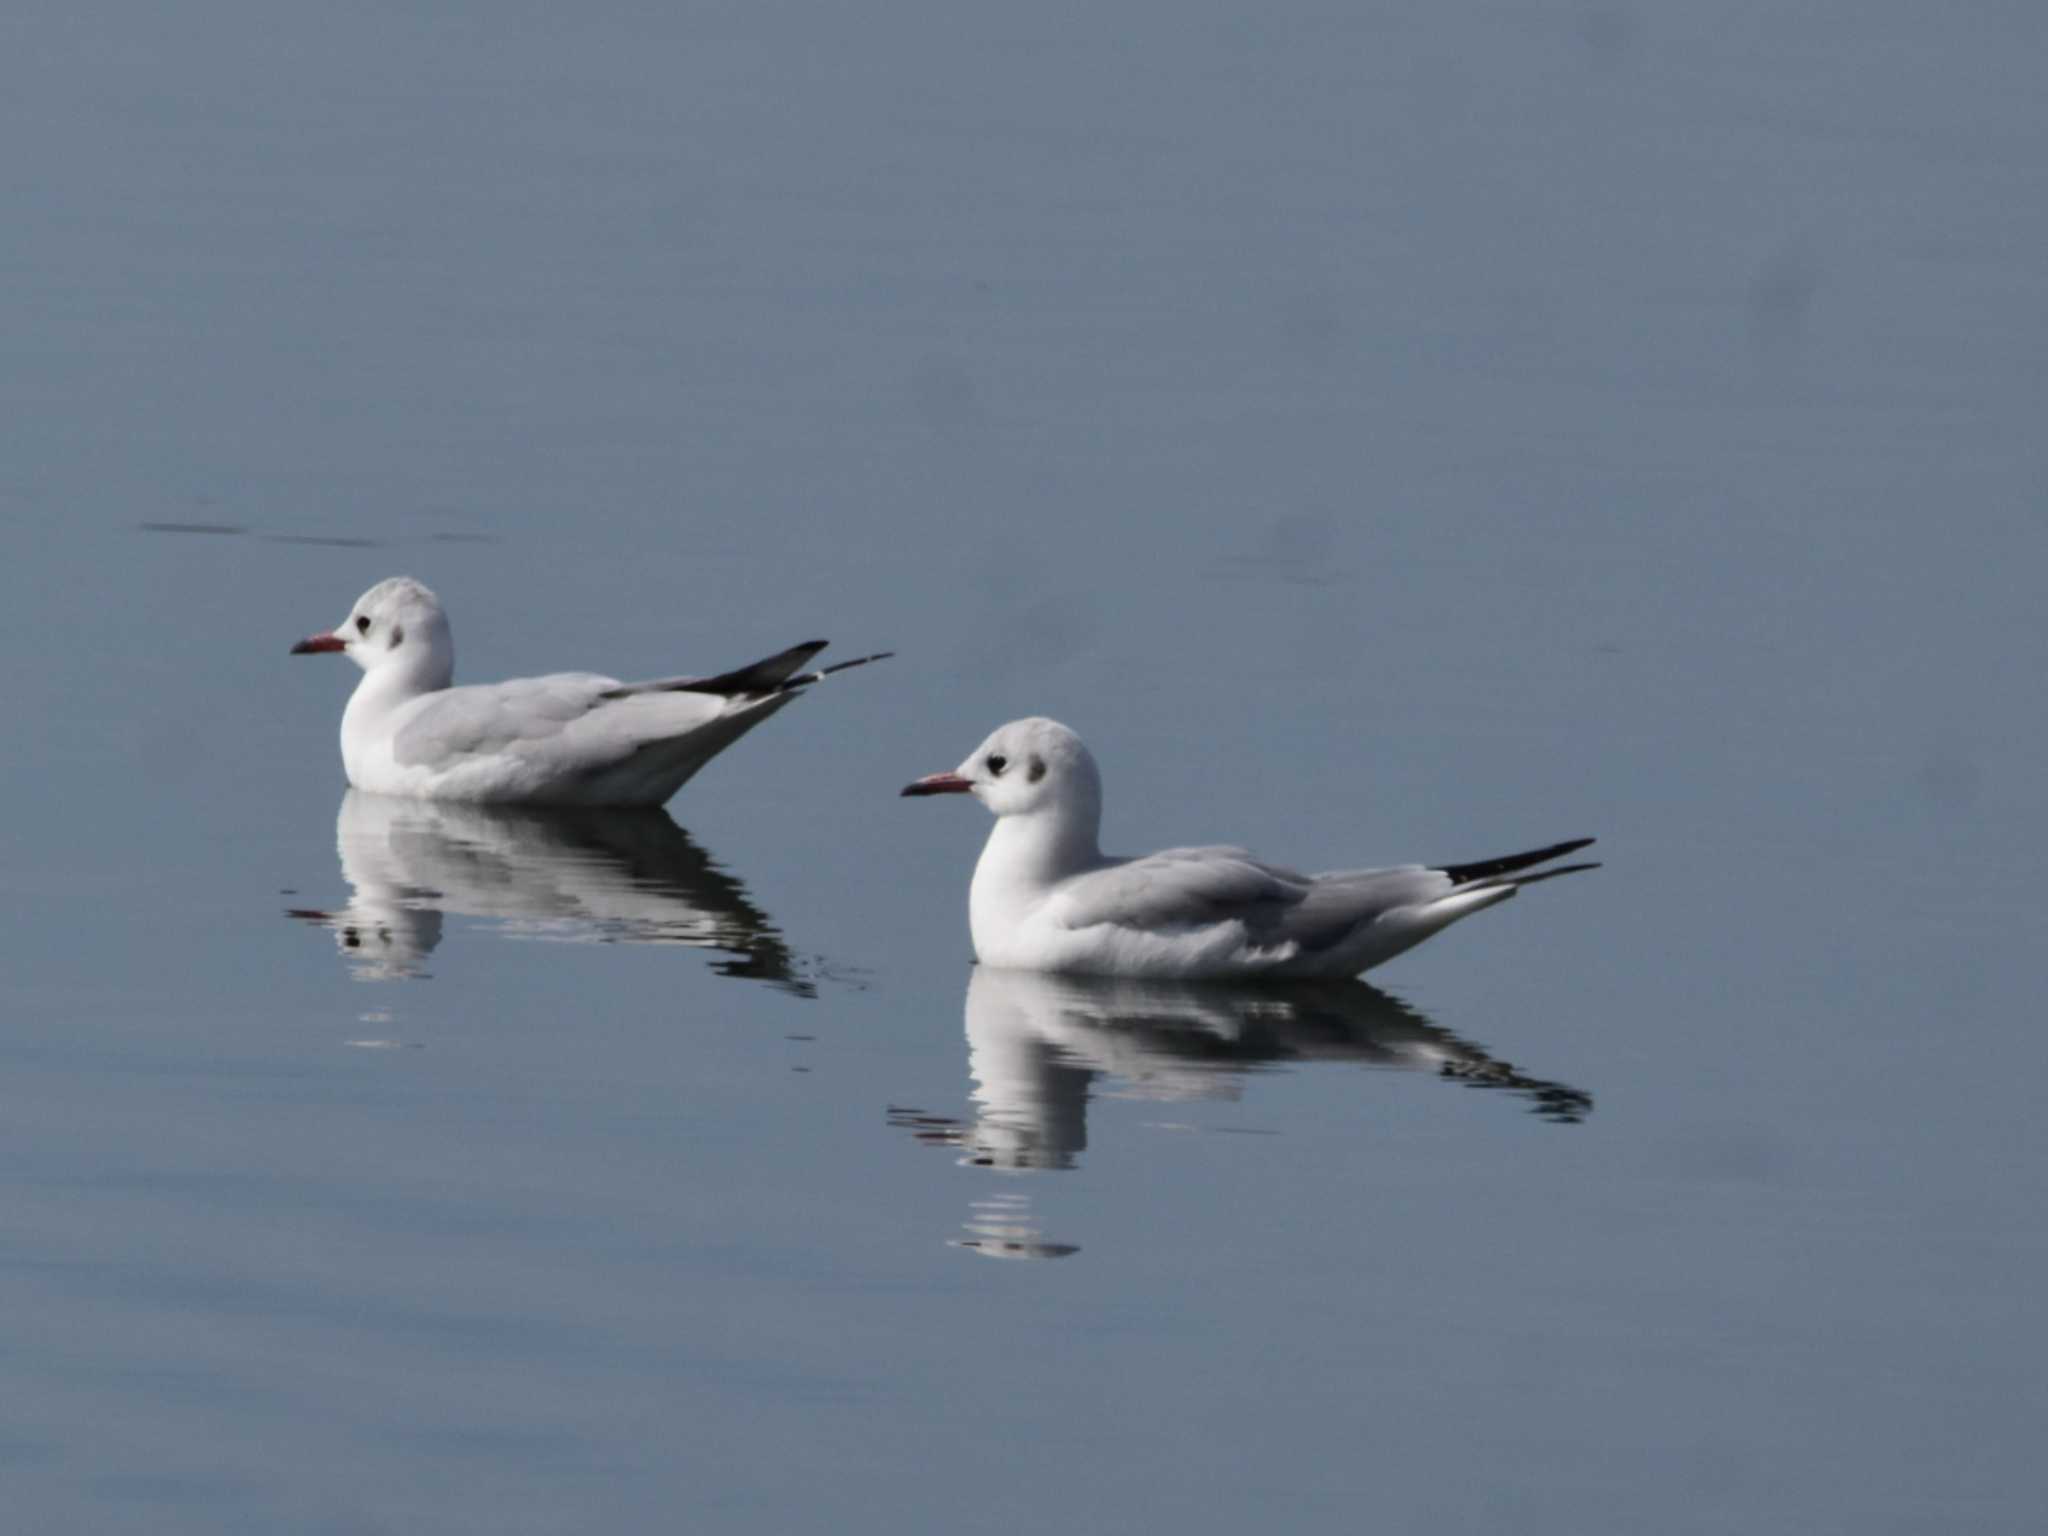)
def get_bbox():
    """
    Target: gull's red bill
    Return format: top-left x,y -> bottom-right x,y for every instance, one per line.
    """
290,632 -> 347,655
901,772 -> 973,797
